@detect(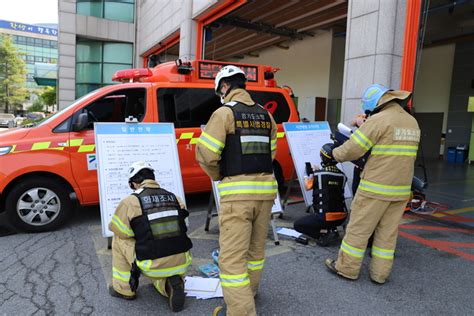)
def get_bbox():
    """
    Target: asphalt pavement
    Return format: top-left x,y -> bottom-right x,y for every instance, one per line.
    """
1,159 -> 474,315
